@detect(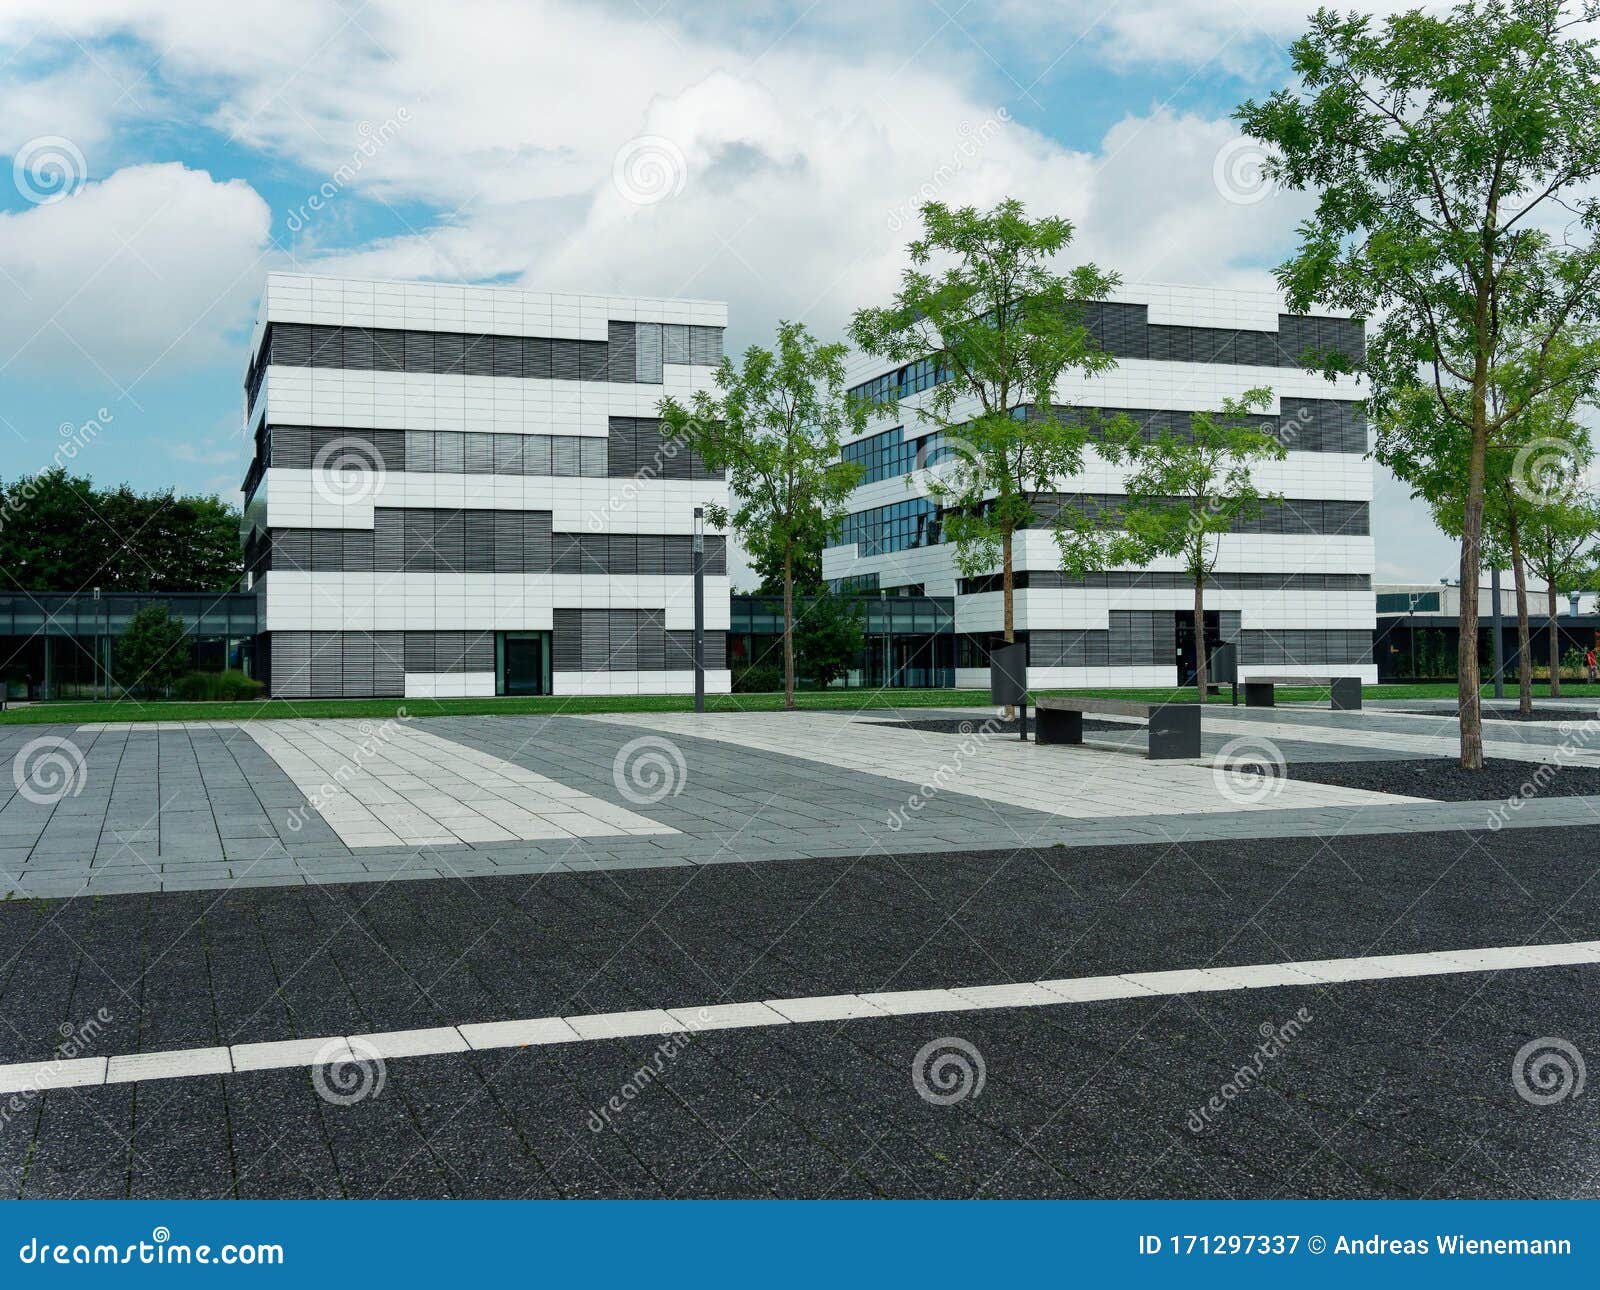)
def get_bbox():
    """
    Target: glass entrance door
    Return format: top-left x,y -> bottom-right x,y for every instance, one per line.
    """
498,632 -> 550,696
1174,611 -> 1222,688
